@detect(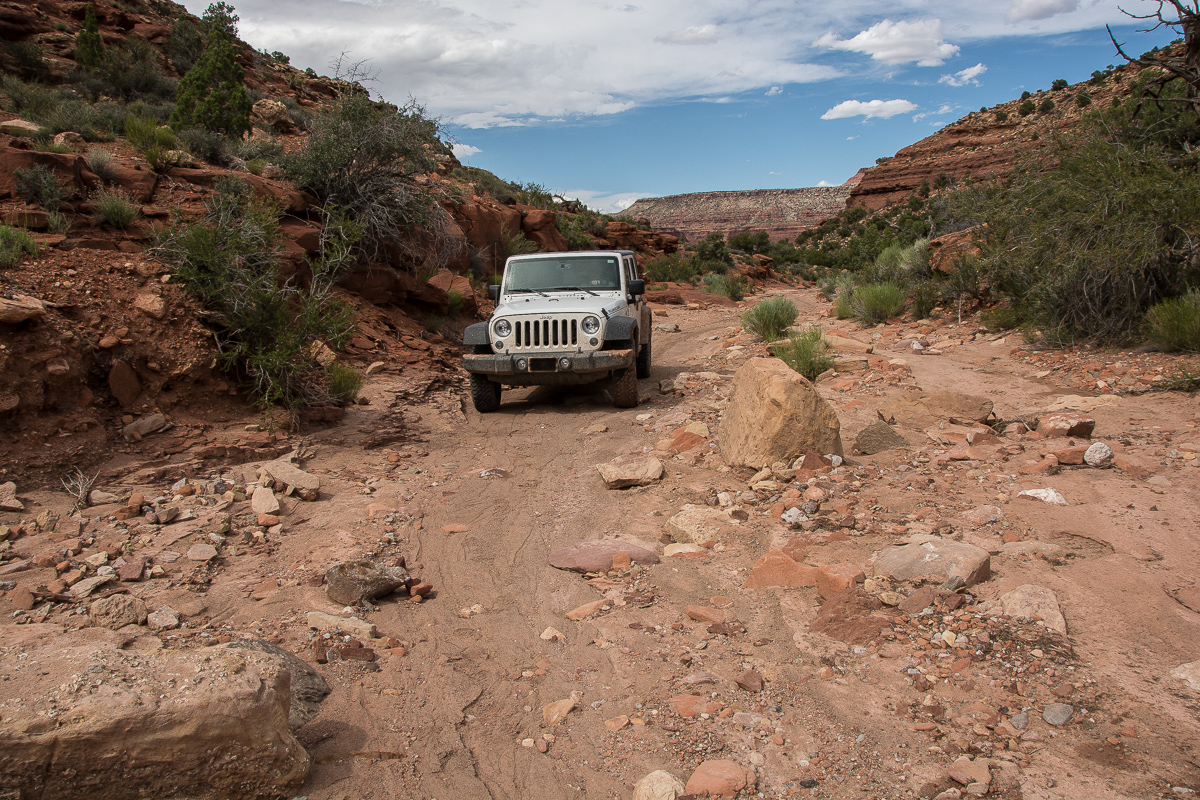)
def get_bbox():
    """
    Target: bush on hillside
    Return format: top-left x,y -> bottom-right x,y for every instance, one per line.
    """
170,18 -> 251,136
848,283 -> 907,324
0,225 -> 38,269
13,164 -> 65,211
284,92 -> 445,263
152,177 -> 359,408
1146,291 -> 1200,351
92,187 -> 140,228
742,295 -> 798,342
